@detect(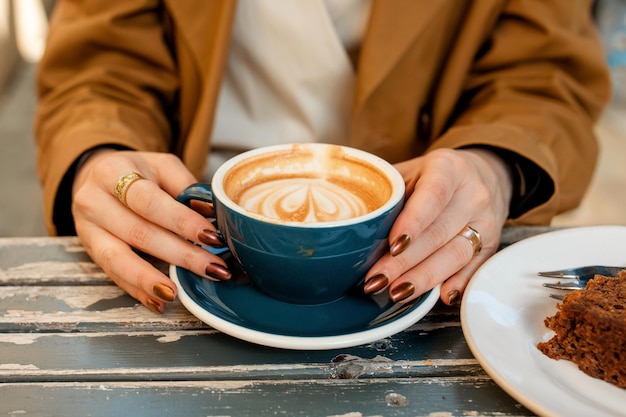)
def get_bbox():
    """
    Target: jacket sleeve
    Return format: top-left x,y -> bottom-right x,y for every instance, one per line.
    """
427,0 -> 611,225
35,0 -> 179,235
